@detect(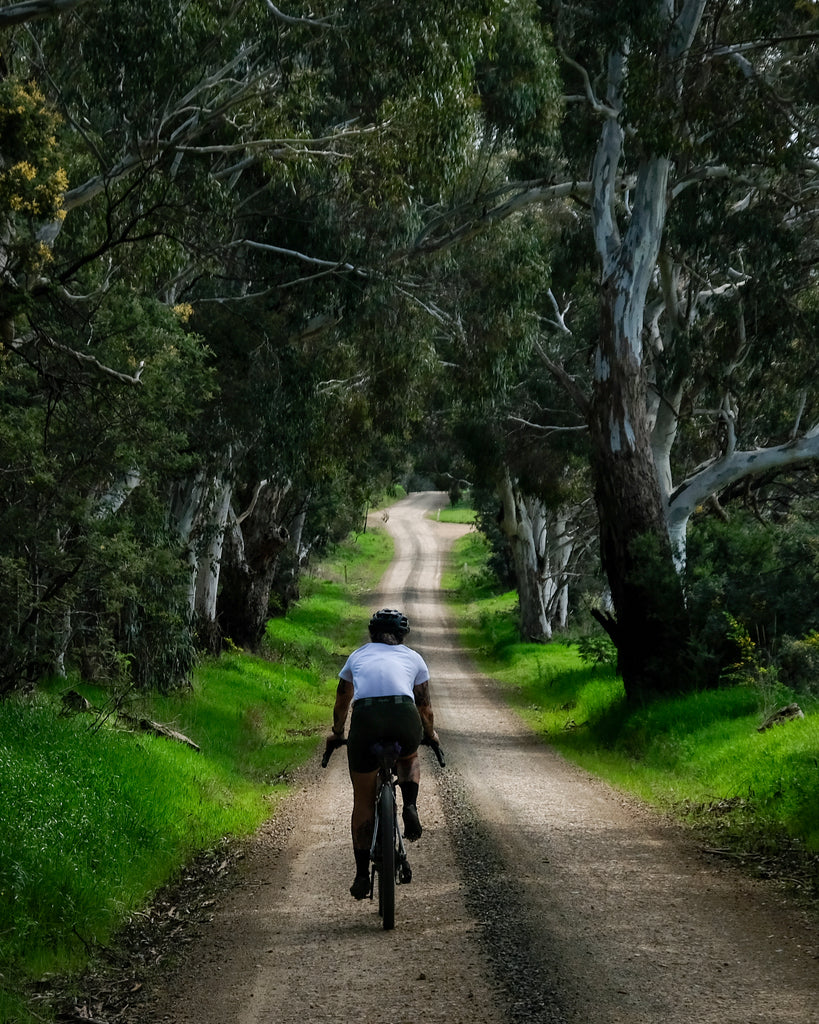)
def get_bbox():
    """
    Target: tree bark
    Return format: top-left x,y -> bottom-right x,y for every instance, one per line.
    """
498,471 -> 575,641
216,481 -> 290,649
588,135 -> 691,696
588,314 -> 689,698
579,1 -> 708,699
